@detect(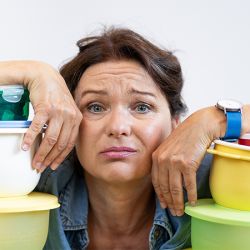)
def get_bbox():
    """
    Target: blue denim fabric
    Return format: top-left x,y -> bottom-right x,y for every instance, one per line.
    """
35,154 -> 212,250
